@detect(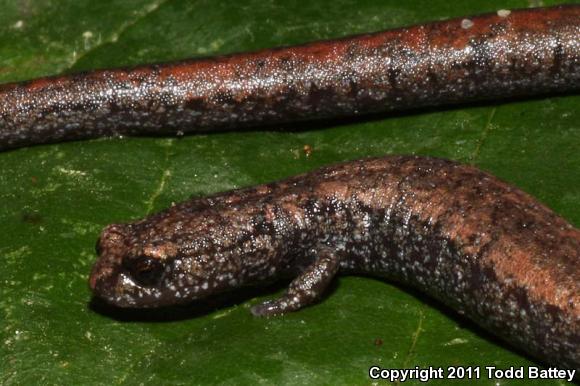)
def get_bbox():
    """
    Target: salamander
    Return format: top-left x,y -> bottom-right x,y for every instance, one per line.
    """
1,5 -> 579,151
89,155 -> 580,373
